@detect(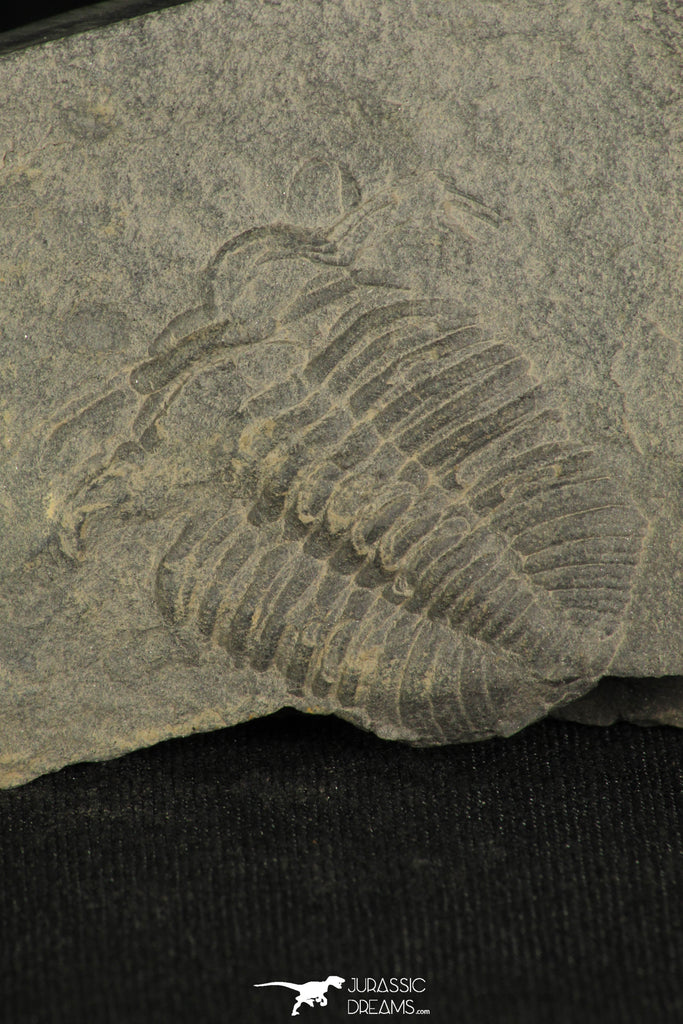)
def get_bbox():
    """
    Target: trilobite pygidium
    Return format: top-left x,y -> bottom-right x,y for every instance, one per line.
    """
44,172 -> 646,743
